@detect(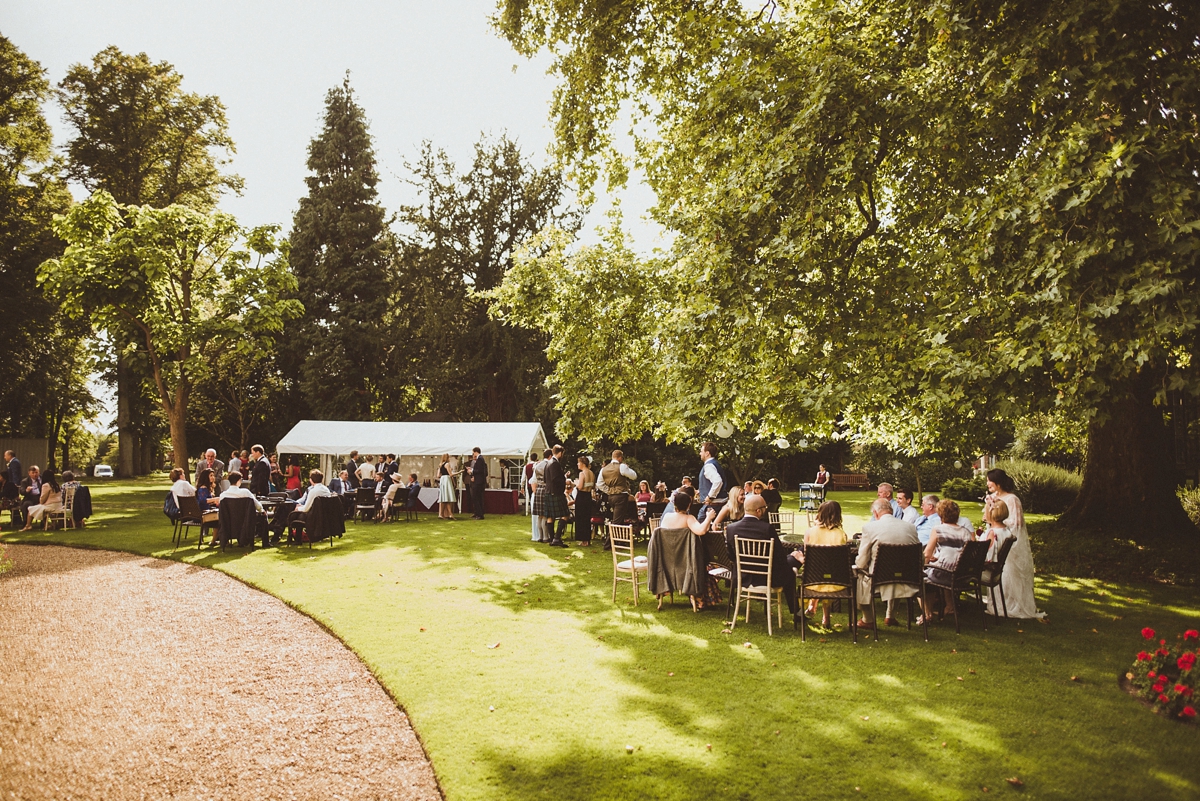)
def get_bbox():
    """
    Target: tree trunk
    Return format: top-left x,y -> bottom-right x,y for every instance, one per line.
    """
117,355 -> 136,478
1060,374 -> 1195,538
